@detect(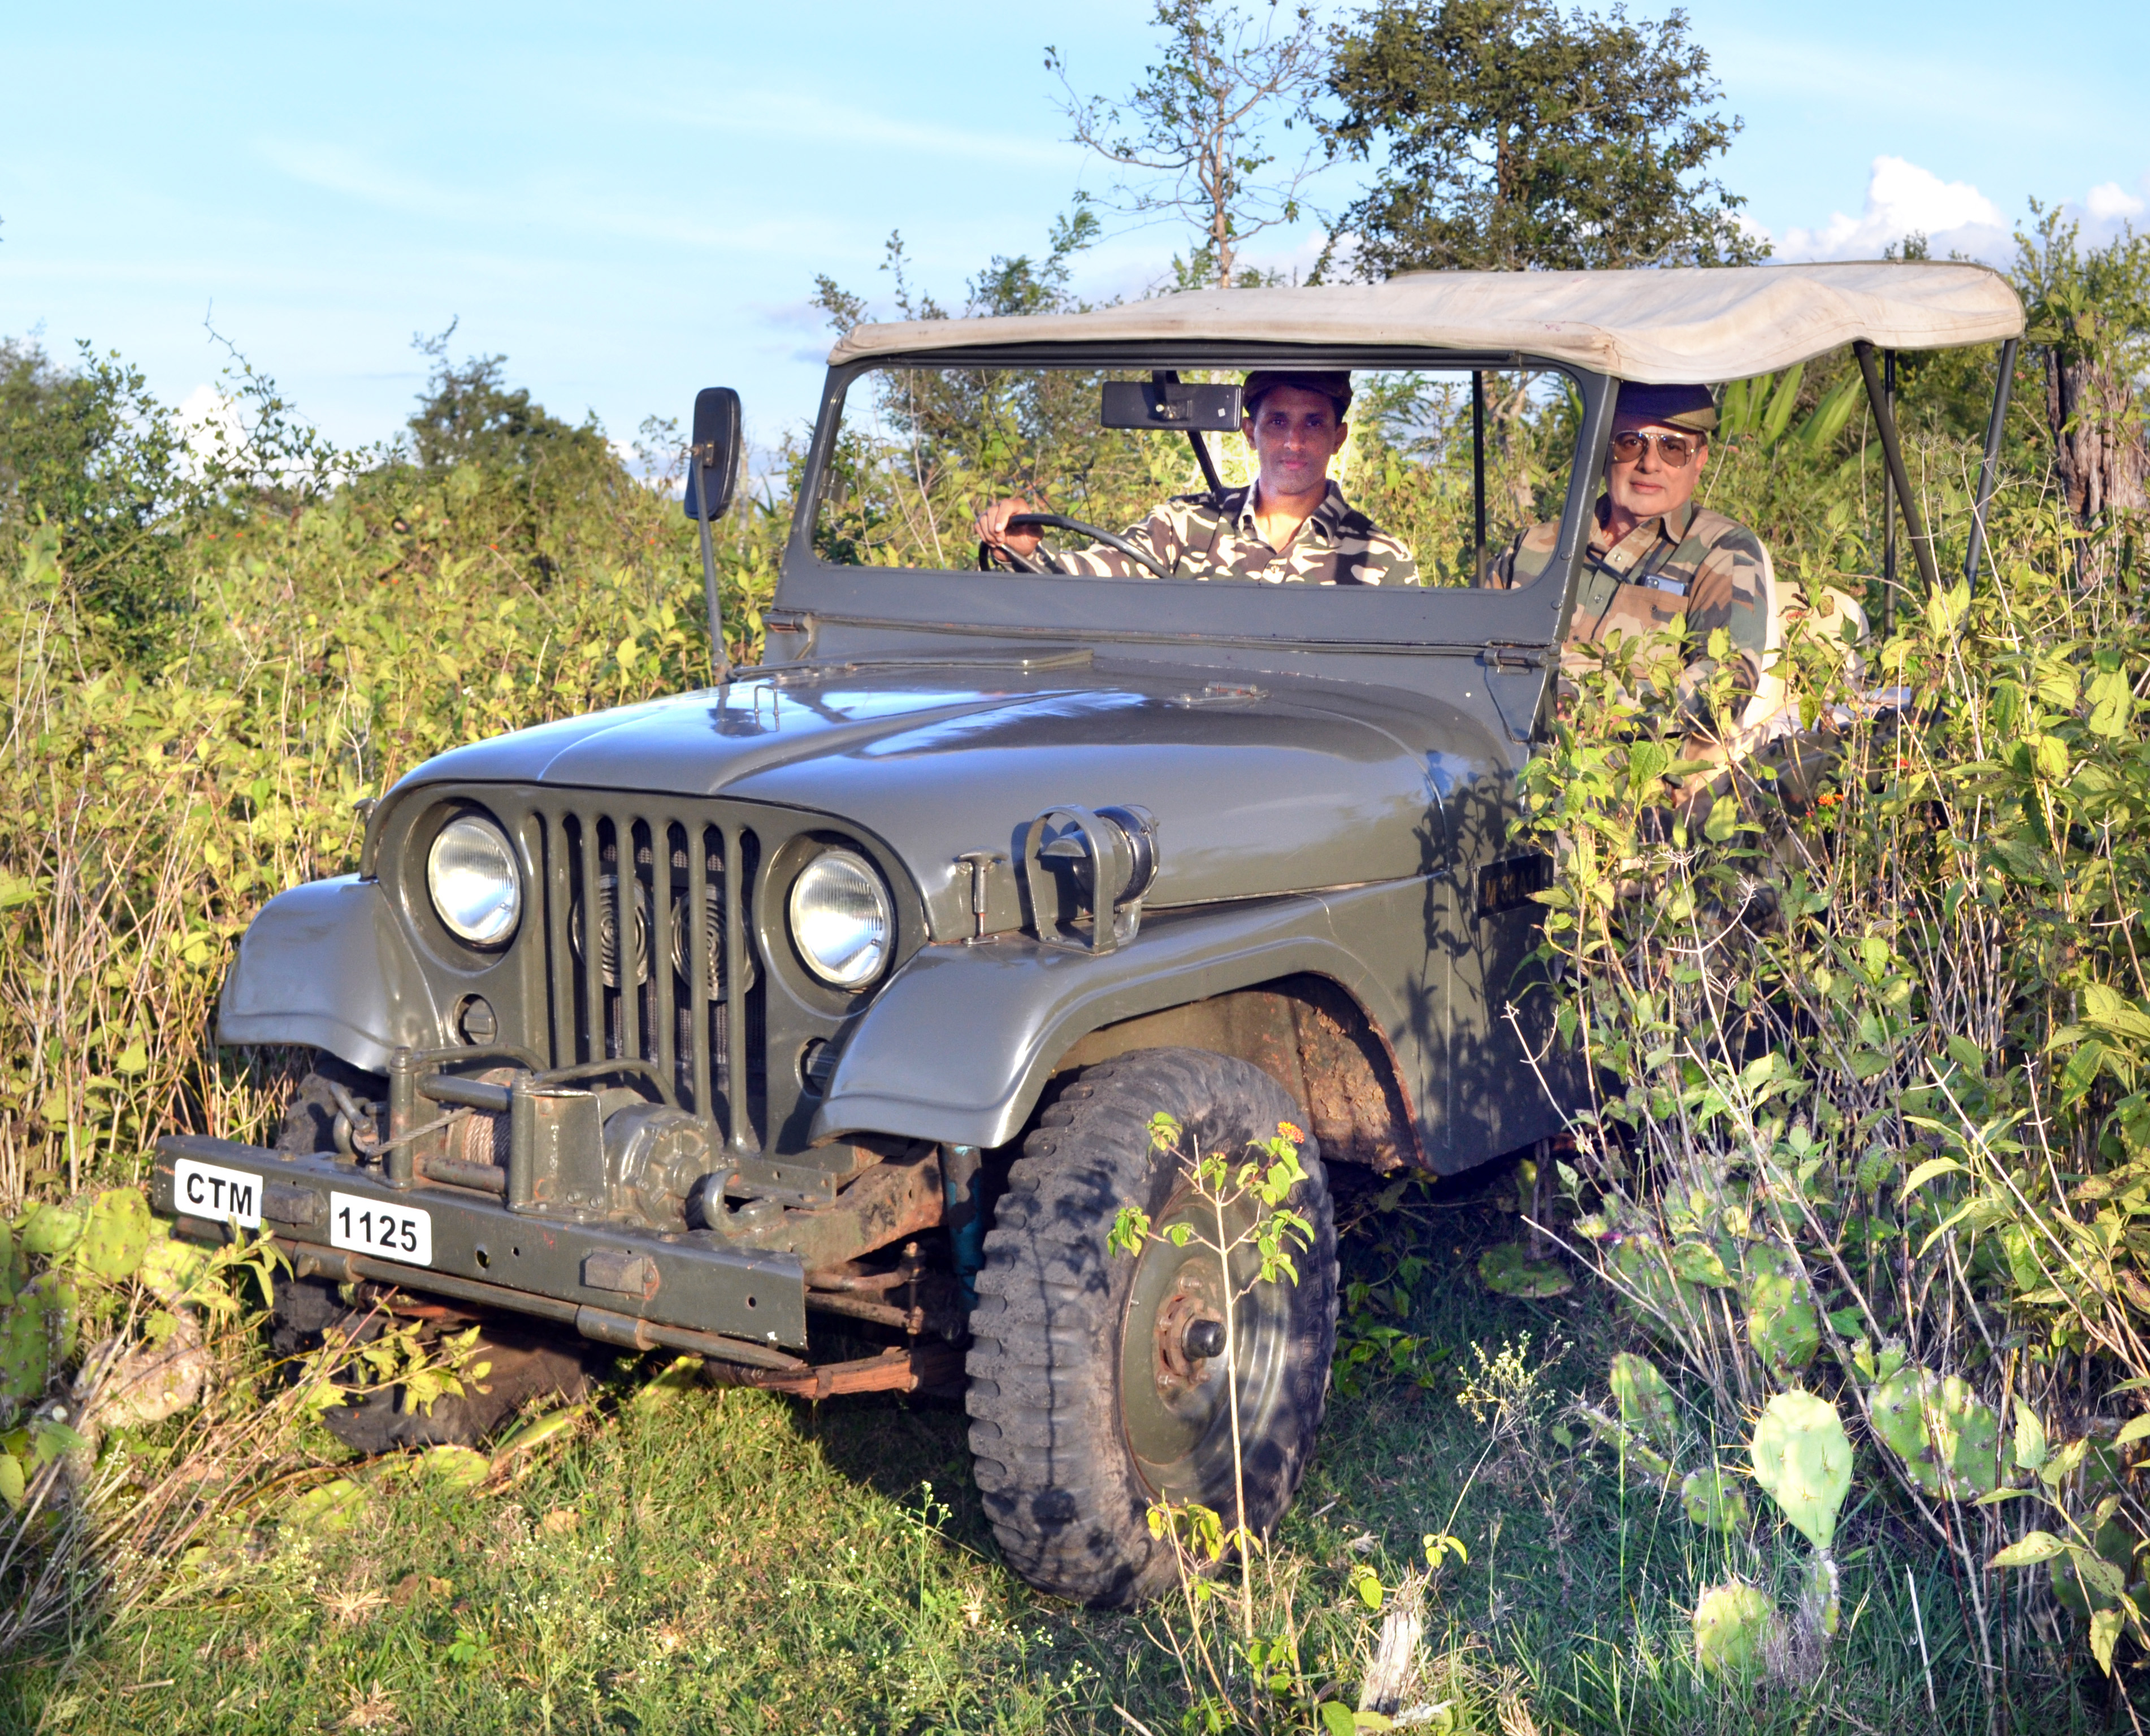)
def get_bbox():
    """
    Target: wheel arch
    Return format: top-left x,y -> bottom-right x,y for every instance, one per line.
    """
807,897 -> 1423,1166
